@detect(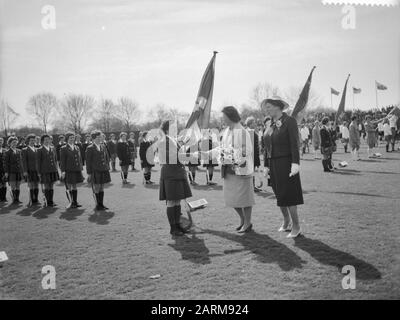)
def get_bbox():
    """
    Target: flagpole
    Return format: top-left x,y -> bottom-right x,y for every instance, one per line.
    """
375,81 -> 378,109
